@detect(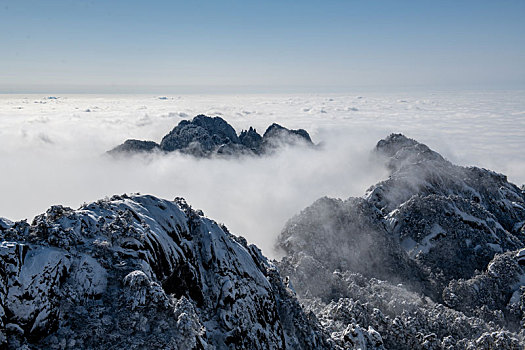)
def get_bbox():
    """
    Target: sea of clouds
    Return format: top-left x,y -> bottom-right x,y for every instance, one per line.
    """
1,91 -> 524,257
